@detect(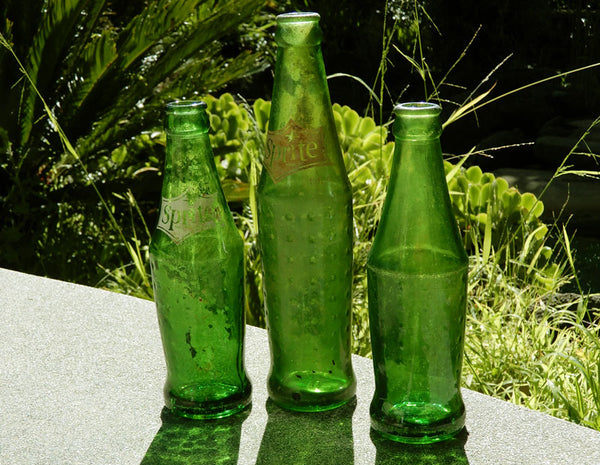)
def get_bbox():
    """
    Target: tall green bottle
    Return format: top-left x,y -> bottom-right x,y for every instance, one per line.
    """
257,12 -> 356,412
149,101 -> 251,419
367,102 -> 468,443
